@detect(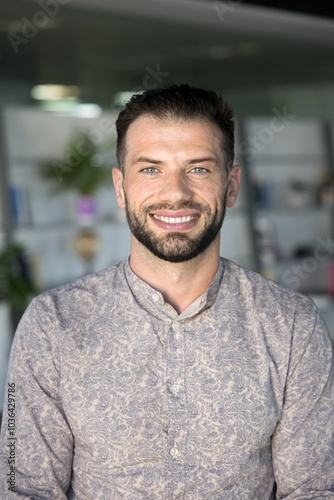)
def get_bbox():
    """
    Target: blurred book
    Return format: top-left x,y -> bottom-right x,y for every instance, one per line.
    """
9,186 -> 31,226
